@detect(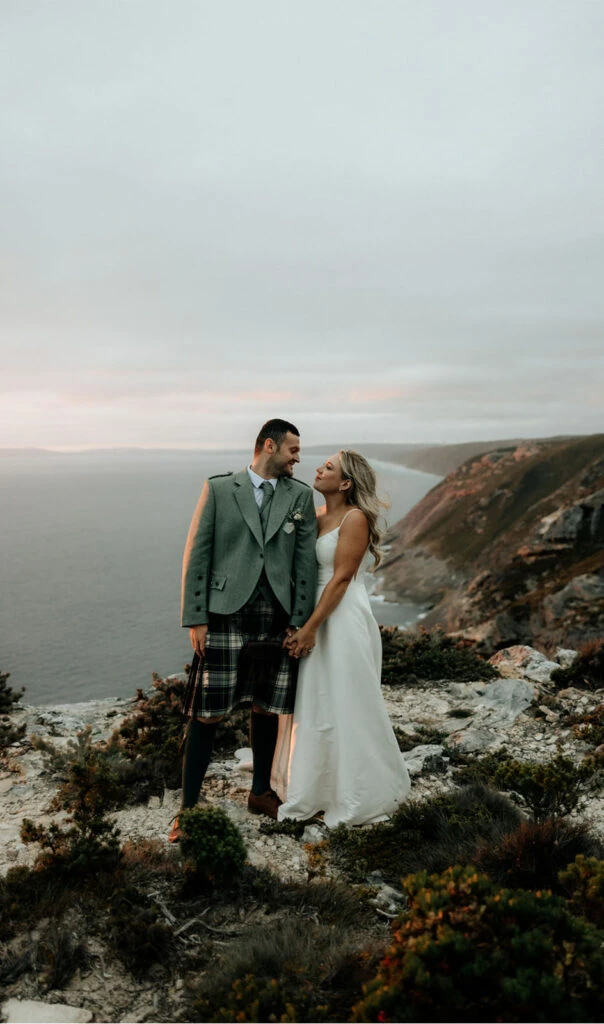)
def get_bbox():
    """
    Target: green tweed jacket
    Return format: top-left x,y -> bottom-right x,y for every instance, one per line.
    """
181,469 -> 318,628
